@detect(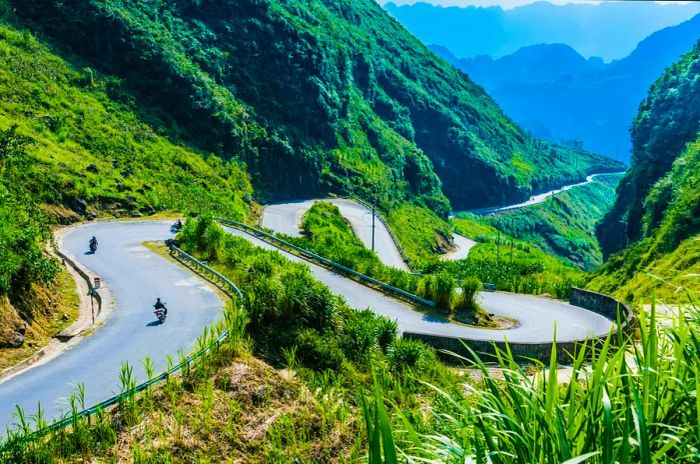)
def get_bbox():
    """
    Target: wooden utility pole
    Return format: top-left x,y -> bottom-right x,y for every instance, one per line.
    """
371,202 -> 376,251
497,230 -> 501,263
